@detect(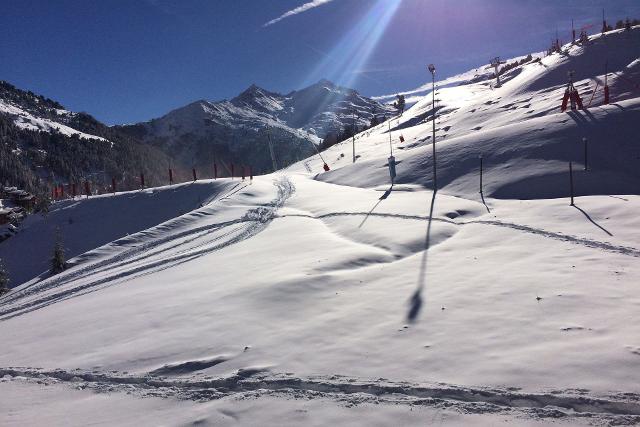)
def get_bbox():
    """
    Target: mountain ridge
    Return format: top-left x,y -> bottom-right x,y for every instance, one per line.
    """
117,79 -> 395,174
0,80 -> 175,194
